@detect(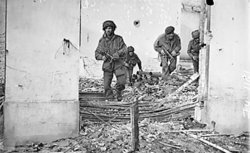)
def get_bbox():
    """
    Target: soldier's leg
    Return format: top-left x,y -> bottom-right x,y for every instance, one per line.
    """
161,56 -> 169,80
103,71 -> 114,97
192,59 -> 199,85
128,68 -> 133,85
115,66 -> 126,101
193,59 -> 199,73
169,57 -> 177,74
125,68 -> 129,84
